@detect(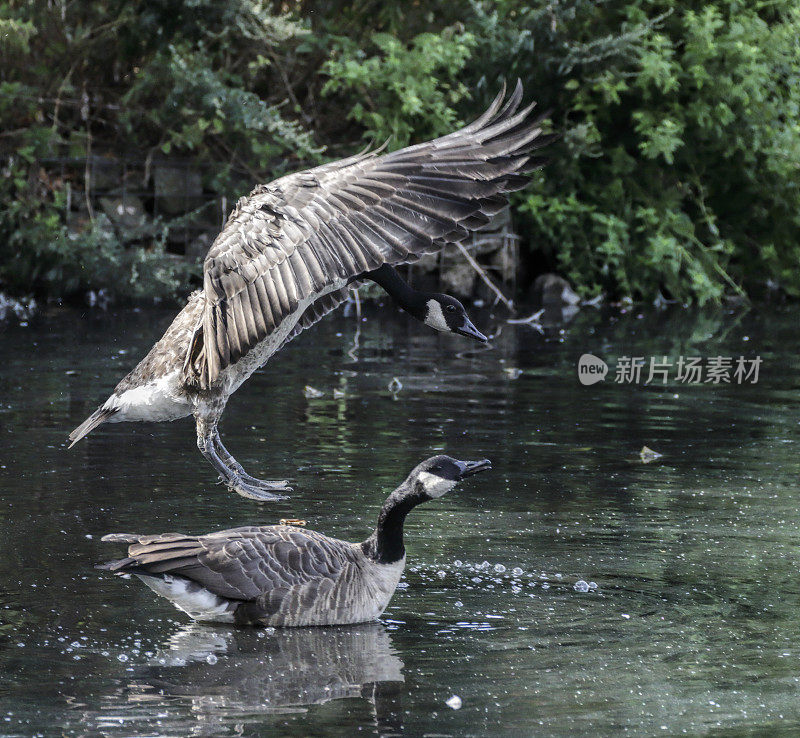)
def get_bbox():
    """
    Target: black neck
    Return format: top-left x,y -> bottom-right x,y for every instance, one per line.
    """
360,264 -> 428,317
361,482 -> 426,564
